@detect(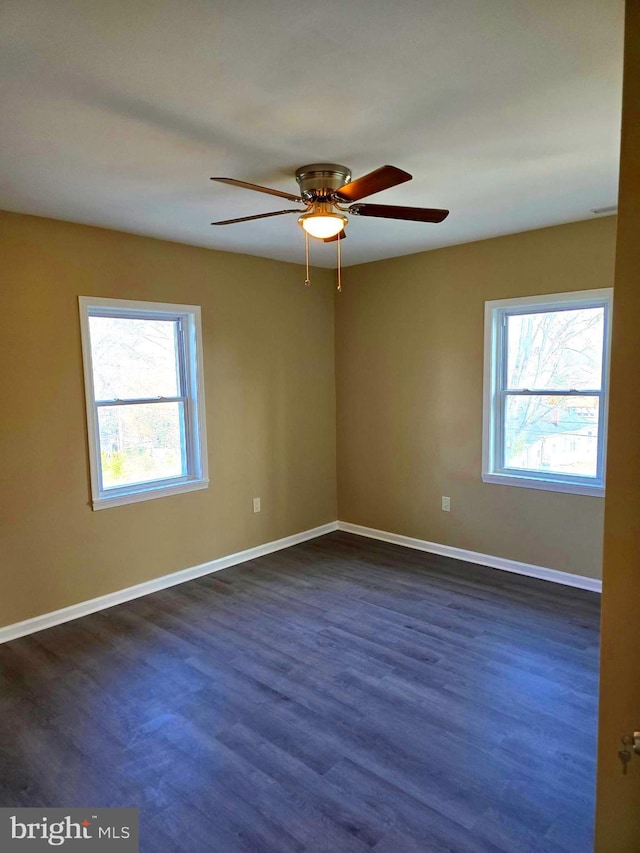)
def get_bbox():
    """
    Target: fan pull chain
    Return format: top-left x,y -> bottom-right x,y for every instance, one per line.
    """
304,231 -> 311,286
336,233 -> 342,292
